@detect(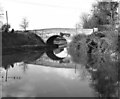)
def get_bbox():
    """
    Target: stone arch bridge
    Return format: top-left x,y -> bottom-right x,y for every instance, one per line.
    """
32,28 -> 93,47
32,28 -> 76,44
42,32 -> 72,45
